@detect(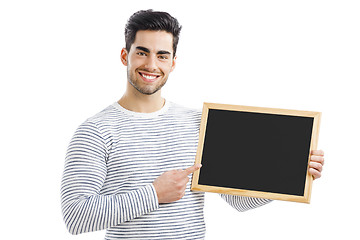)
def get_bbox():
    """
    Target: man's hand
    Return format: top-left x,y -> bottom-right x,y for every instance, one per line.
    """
153,164 -> 202,204
309,150 -> 325,179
